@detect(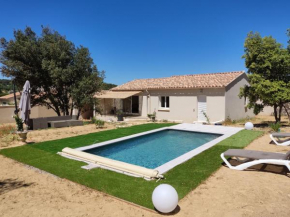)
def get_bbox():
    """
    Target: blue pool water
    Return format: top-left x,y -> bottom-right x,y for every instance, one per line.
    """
85,129 -> 221,169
